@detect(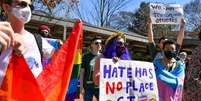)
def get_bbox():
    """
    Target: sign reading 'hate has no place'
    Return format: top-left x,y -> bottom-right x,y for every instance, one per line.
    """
99,59 -> 159,101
